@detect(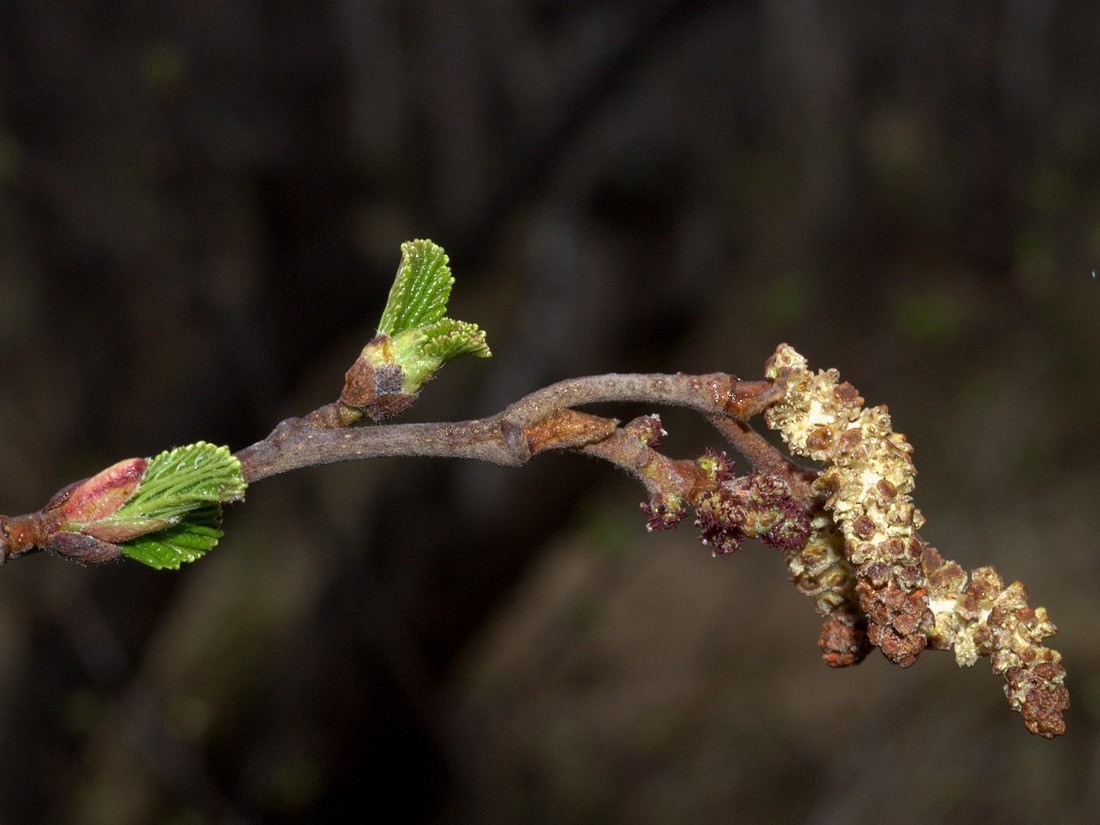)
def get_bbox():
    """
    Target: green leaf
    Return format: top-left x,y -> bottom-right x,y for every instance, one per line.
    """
119,505 -> 225,570
388,318 -> 491,393
82,442 -> 246,569
376,239 -> 454,336
419,318 -> 491,362
107,441 -> 246,528
353,240 -> 491,412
